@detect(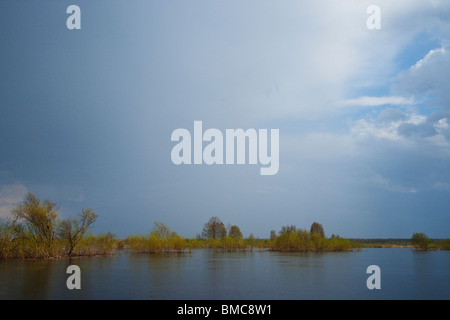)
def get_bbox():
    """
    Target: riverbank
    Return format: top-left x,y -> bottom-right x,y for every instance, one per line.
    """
2,196 -> 449,260
3,236 -> 450,260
